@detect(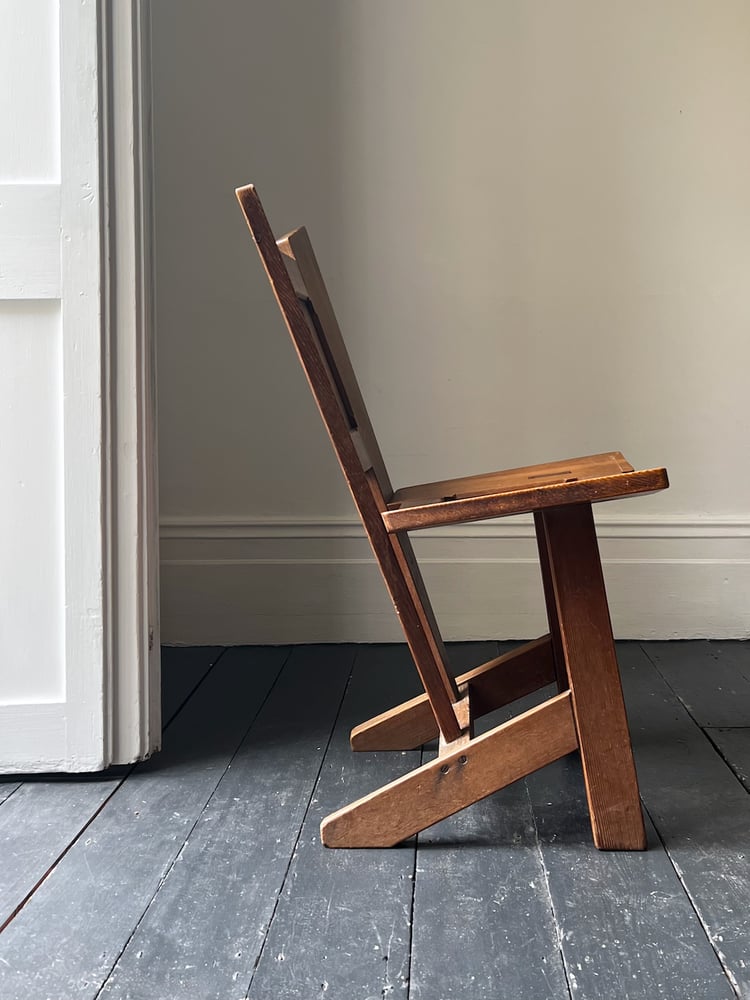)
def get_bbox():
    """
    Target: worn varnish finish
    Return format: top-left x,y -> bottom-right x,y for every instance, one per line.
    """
538,504 -> 646,850
321,693 -> 578,848
384,457 -> 668,533
1,641 -> 748,999
236,184 -> 668,850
